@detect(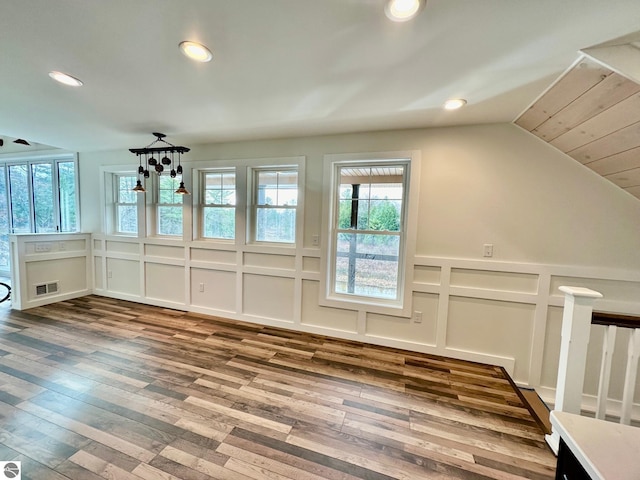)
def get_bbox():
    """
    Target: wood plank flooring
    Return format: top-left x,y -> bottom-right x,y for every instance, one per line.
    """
0,296 -> 556,479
